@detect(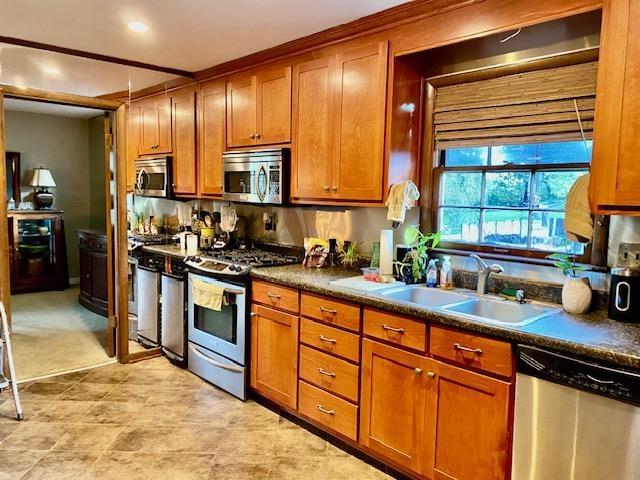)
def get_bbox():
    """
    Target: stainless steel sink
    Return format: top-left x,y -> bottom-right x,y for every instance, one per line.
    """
443,298 -> 559,327
379,285 -> 471,308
